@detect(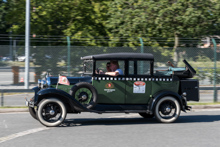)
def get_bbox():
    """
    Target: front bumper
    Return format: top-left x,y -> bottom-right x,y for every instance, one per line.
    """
25,86 -> 41,107
25,99 -> 35,108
